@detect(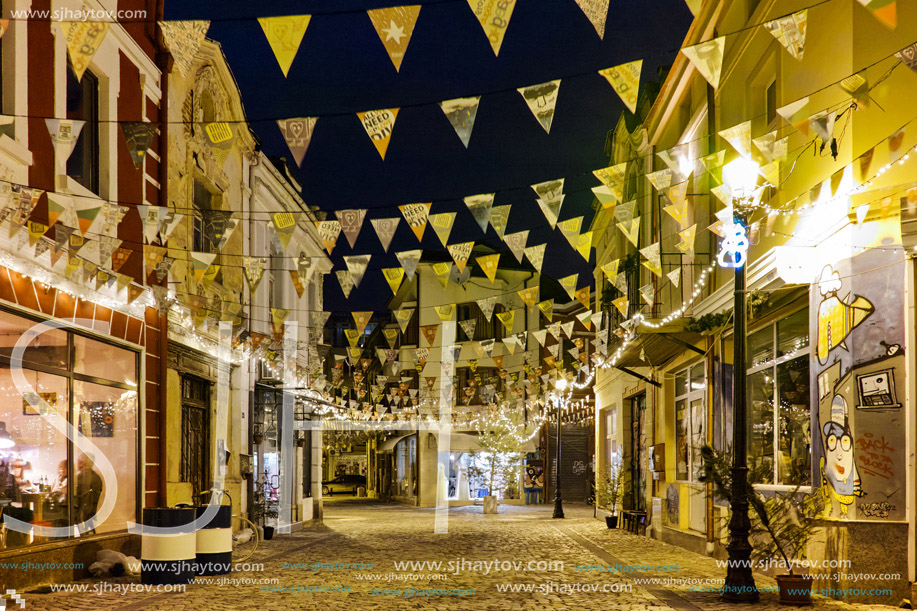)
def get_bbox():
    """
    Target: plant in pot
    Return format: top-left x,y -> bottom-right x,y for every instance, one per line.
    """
250,476 -> 279,540
699,445 -> 824,605
595,459 -> 625,528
